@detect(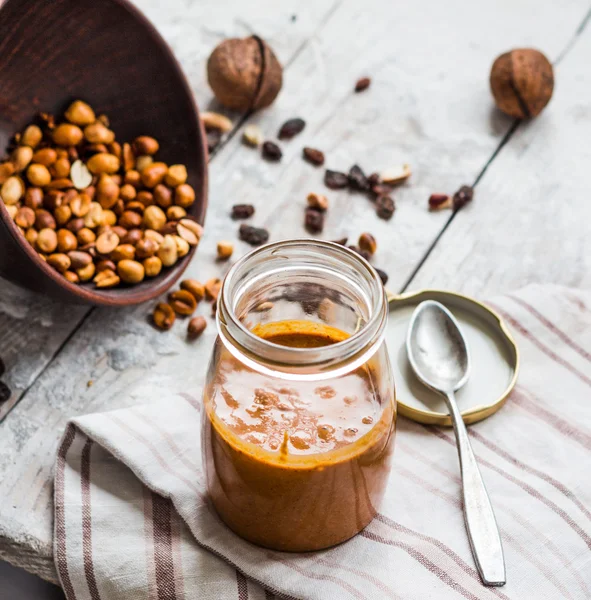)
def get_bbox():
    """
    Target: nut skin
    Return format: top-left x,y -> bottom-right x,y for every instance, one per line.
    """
21,125 -> 43,148
168,289 -> 197,316
87,153 -> 120,175
358,232 -> 377,256
204,278 -> 222,301
133,136 -> 159,156
143,256 -> 162,277
153,302 -> 176,330
217,241 -> 234,260
207,36 -> 283,111
65,101 -> 96,126
174,184 -> 195,208
141,162 -> 168,188
180,279 -> 205,302
117,259 -> 145,284
187,316 -> 207,340
53,124 -> 83,146
490,49 -> 554,118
